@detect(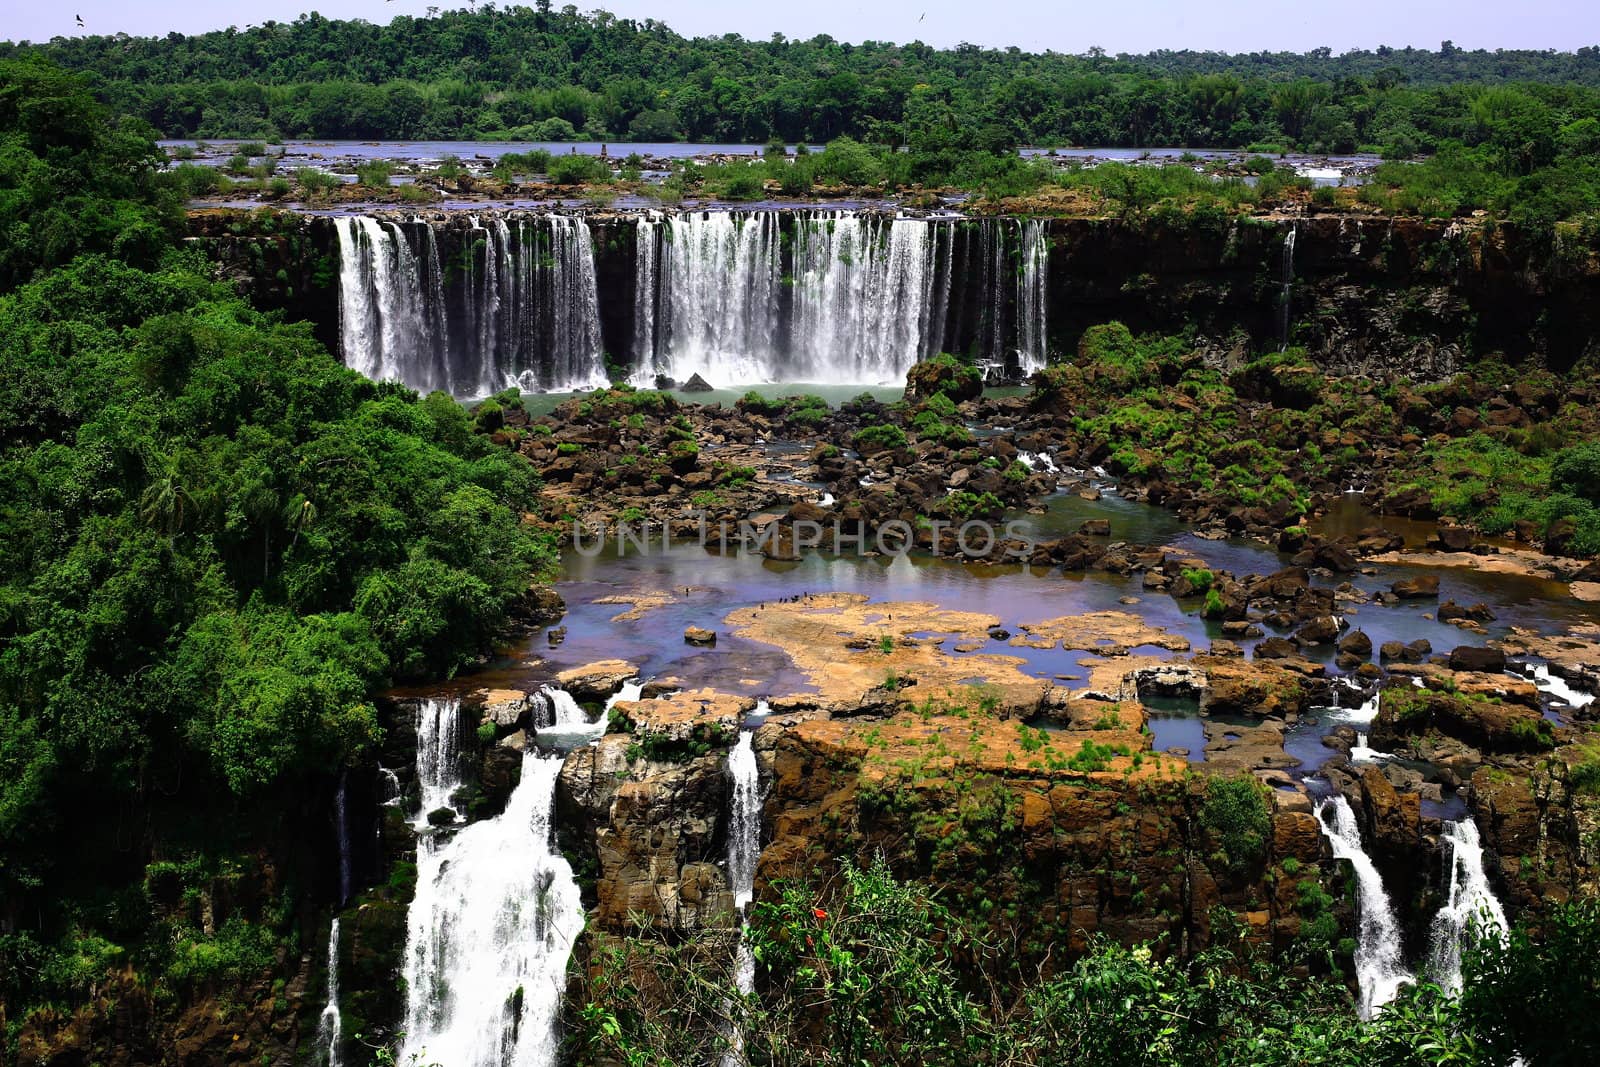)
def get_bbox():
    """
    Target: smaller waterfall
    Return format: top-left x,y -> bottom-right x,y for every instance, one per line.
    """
316,918 -> 344,1067
333,774 -> 352,906
533,681 -> 643,747
401,752 -> 583,1067
1279,225 -> 1297,352
1428,818 -> 1509,994
377,765 -> 403,807
414,698 -> 463,829
1317,796 -> 1412,1018
1525,661 -> 1596,711
1015,219 -> 1049,373
721,728 -> 762,1067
